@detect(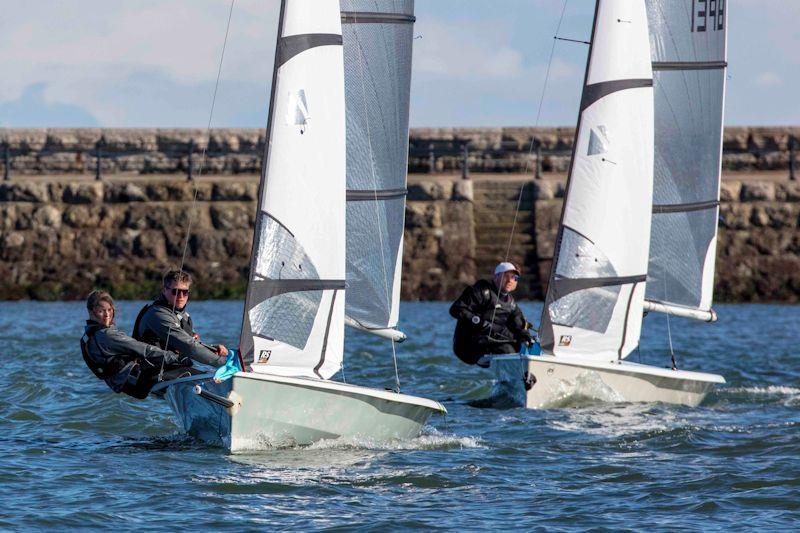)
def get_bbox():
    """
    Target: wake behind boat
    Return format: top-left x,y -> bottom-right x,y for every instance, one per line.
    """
492,0 -> 727,407
157,0 -> 444,451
